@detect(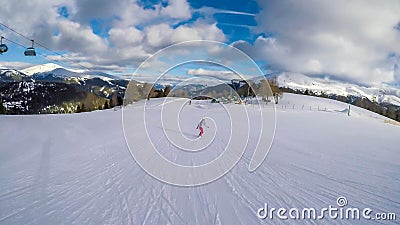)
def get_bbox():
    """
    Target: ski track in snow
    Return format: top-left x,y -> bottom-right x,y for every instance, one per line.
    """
0,93 -> 399,224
